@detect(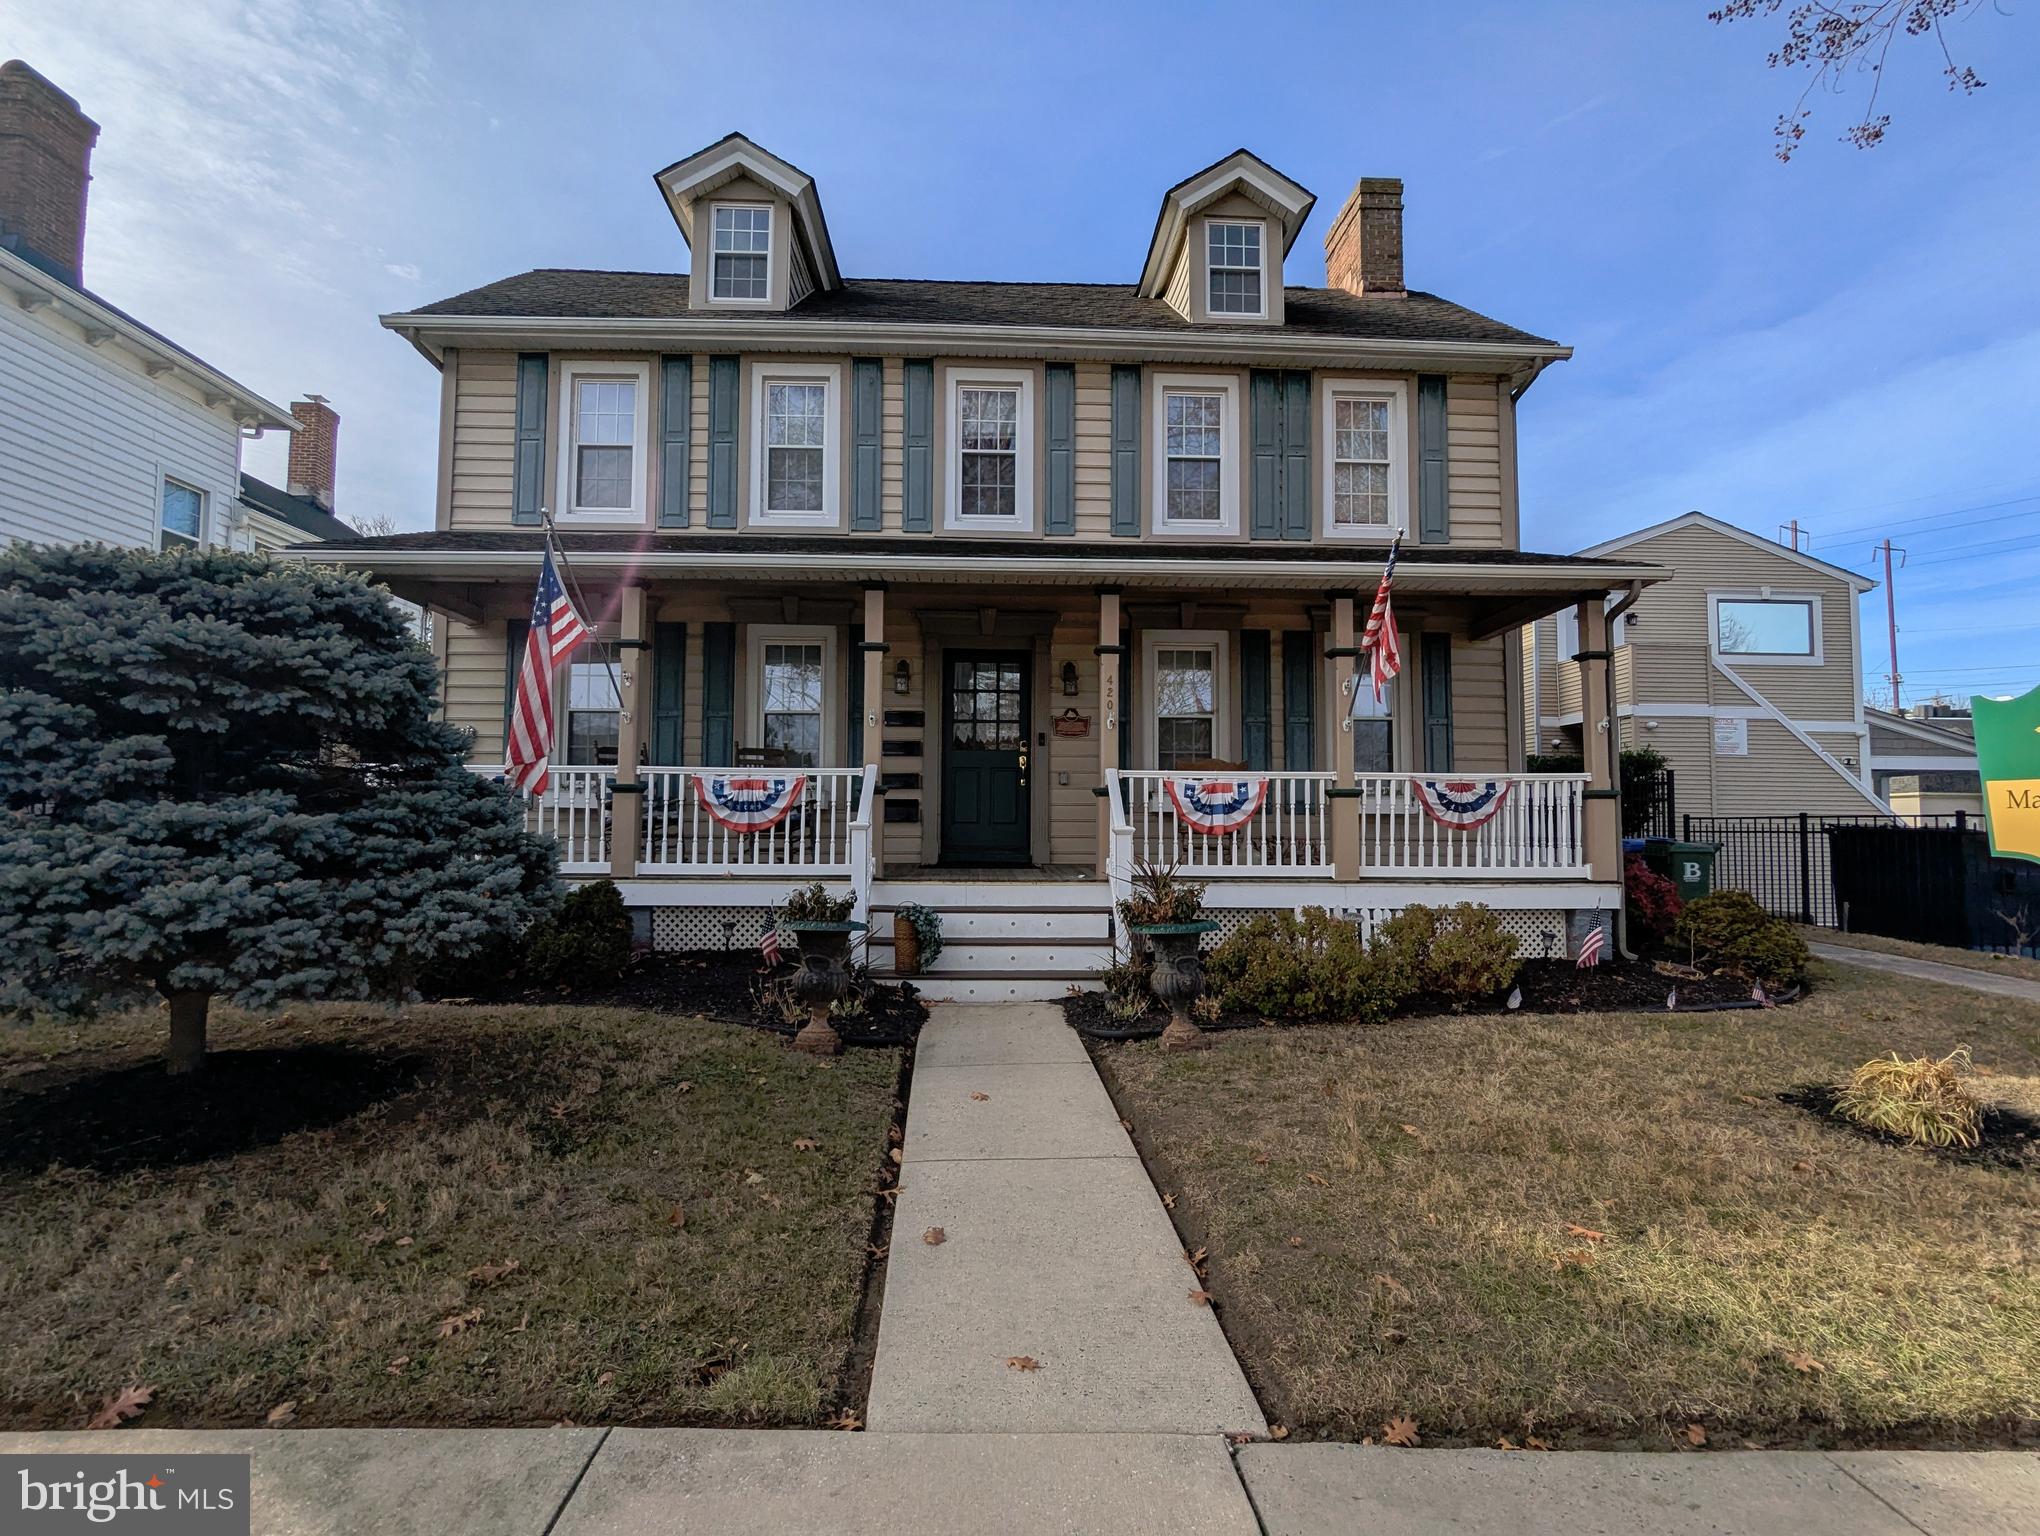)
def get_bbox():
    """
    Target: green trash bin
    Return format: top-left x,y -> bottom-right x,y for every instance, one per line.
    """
1642,839 -> 1719,903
